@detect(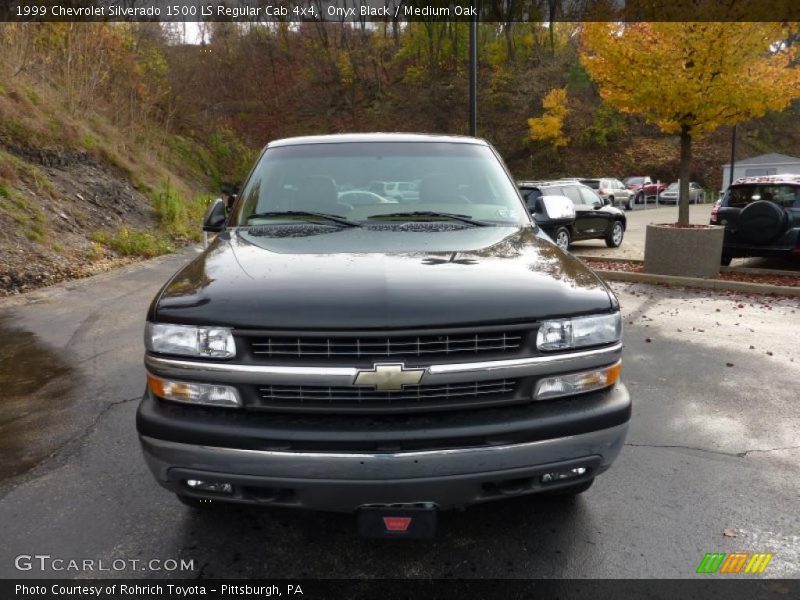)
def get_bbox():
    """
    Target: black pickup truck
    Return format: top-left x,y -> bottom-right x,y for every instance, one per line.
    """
138,134 -> 630,537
